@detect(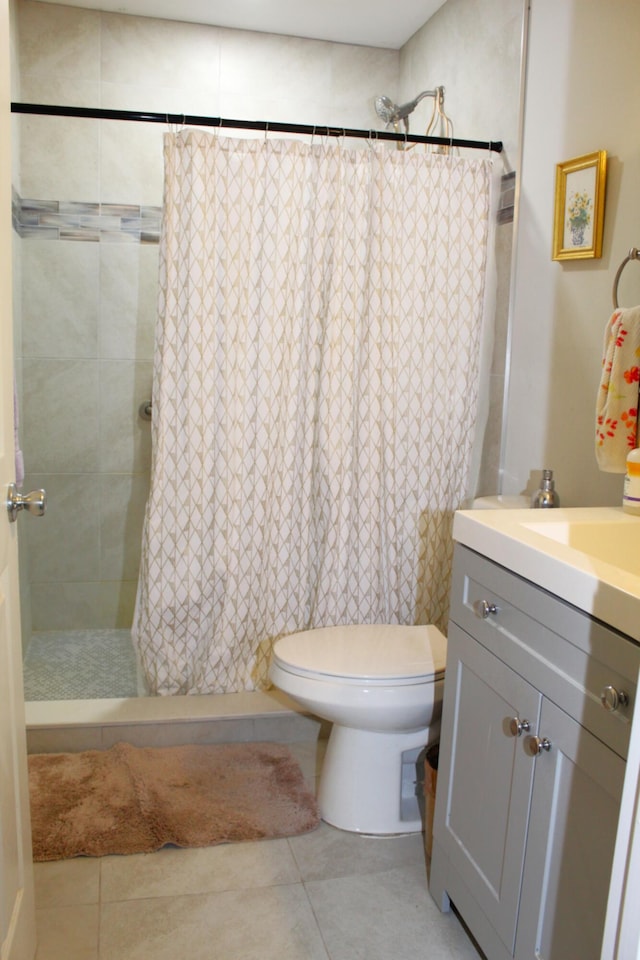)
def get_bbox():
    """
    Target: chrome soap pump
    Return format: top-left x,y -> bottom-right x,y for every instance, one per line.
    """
531,469 -> 559,508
